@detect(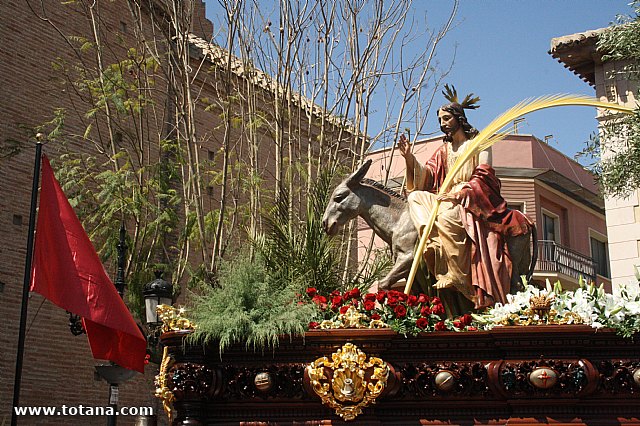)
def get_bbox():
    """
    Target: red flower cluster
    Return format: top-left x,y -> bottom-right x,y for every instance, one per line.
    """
305,288 -> 471,336
452,313 -> 477,331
